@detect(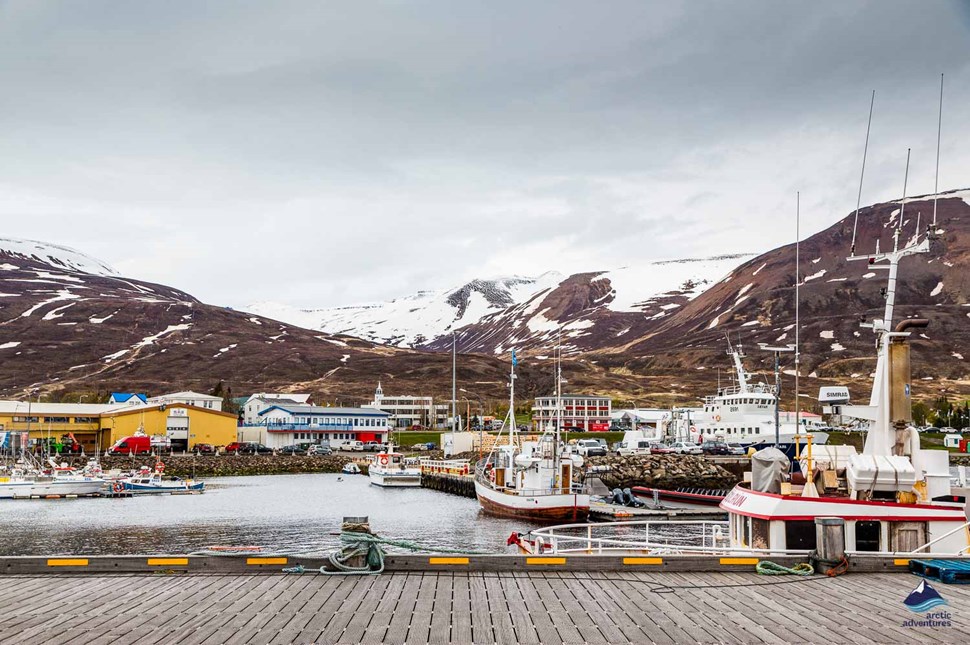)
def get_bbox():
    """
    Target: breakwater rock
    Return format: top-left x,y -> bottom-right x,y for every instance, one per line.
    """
64,454 -> 371,478
586,454 -> 740,490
